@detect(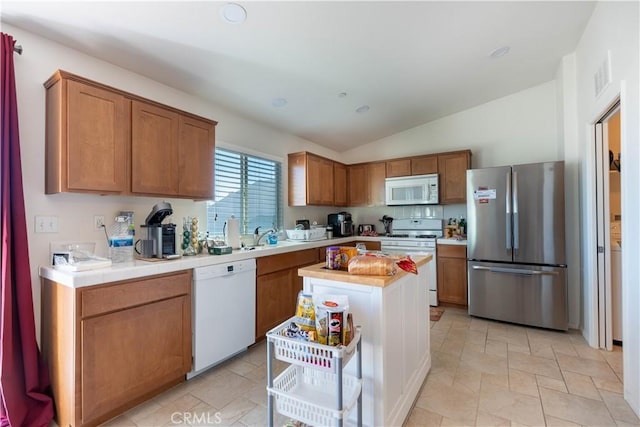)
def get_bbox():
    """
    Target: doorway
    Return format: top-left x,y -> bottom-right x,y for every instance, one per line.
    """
594,101 -> 622,351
